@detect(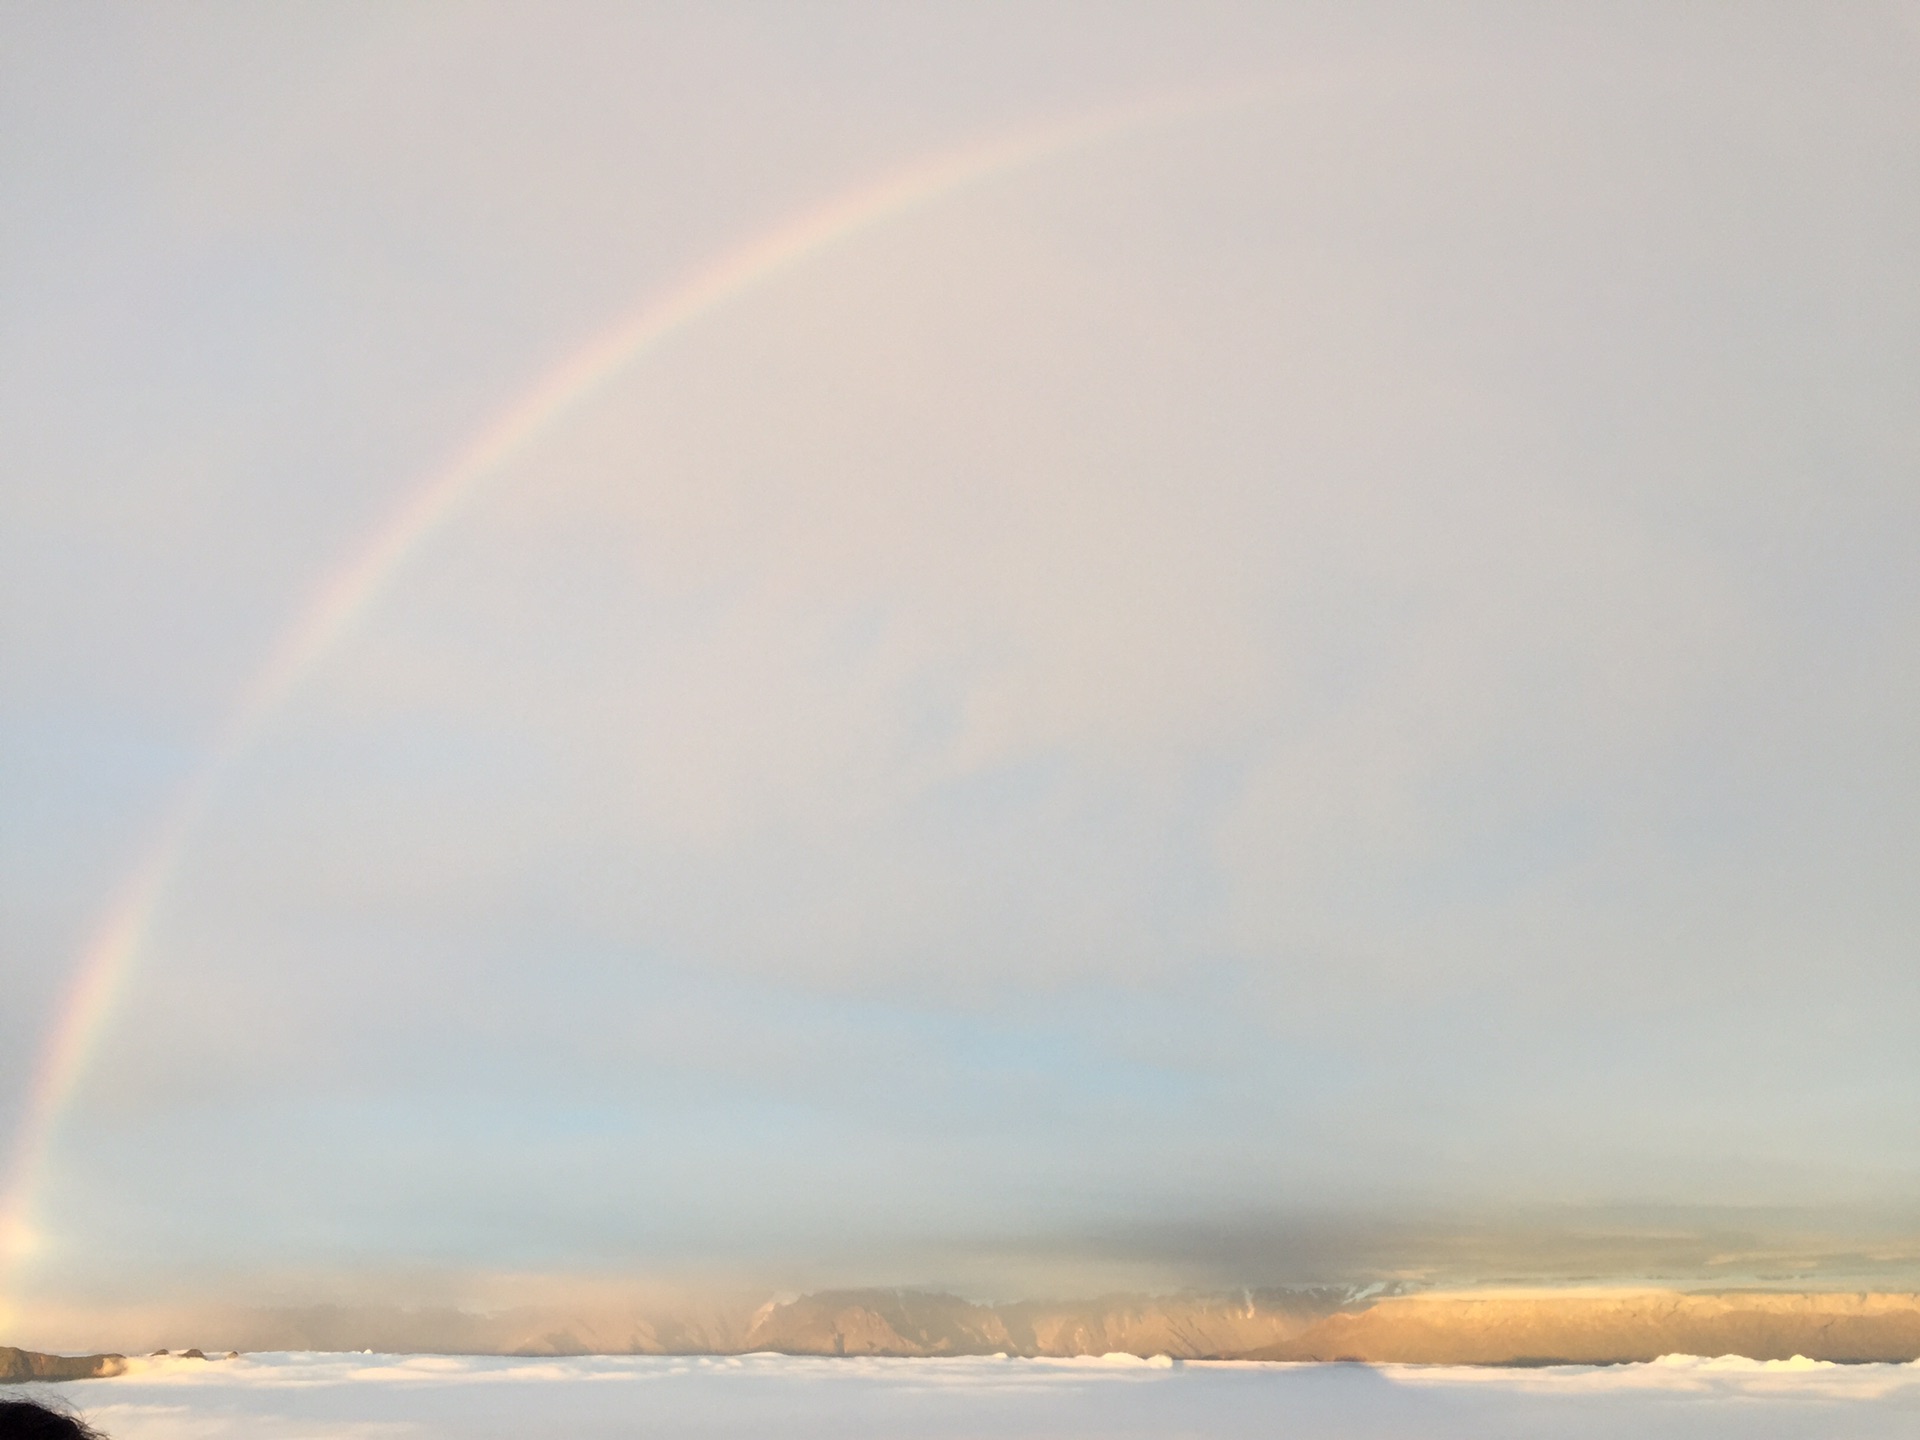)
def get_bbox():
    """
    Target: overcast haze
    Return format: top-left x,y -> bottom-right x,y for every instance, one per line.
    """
4,3 -> 1920,1334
